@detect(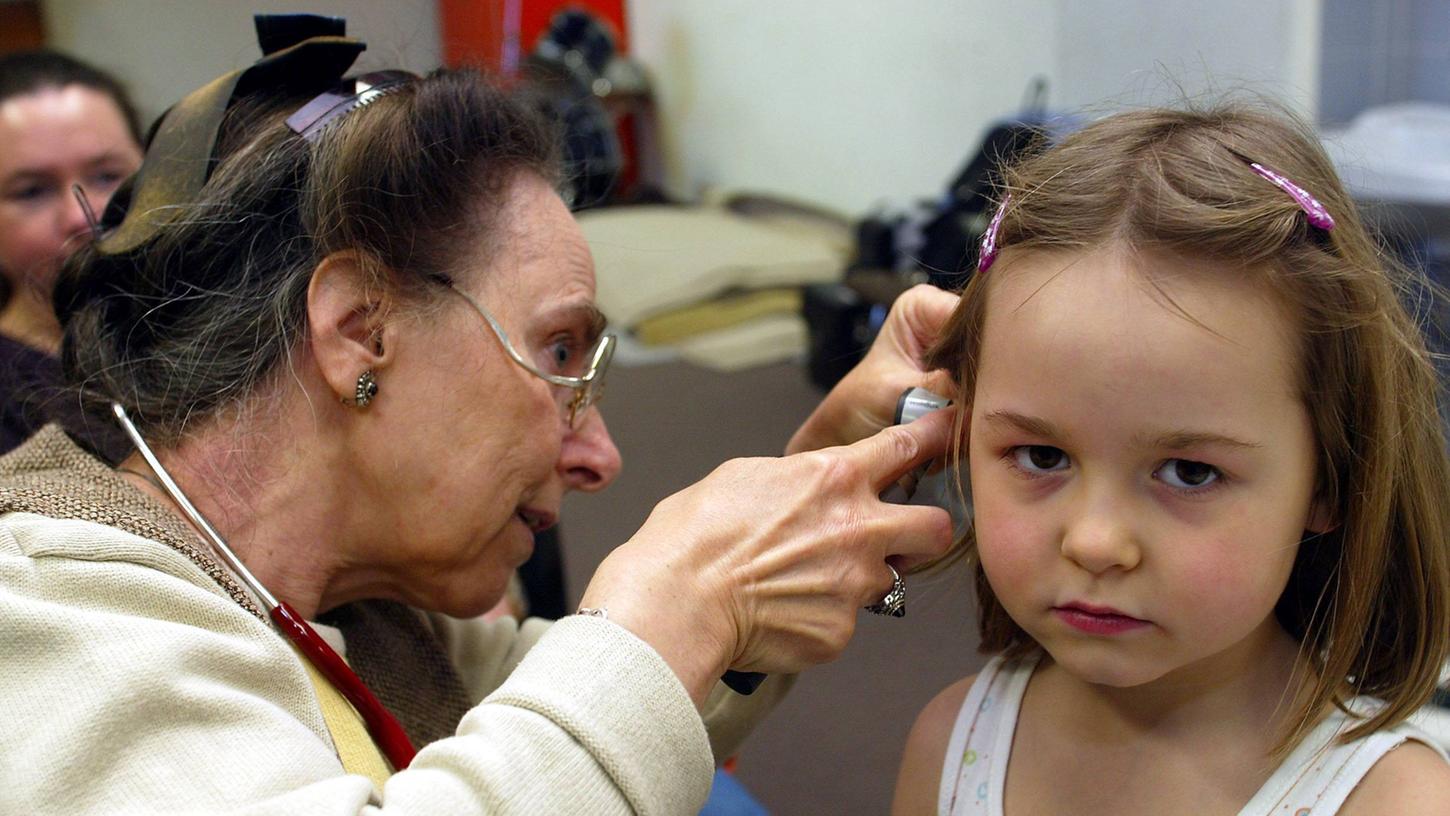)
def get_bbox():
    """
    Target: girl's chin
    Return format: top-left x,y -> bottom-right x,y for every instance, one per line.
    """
1039,645 -> 1171,690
